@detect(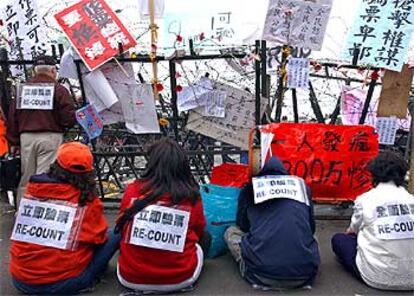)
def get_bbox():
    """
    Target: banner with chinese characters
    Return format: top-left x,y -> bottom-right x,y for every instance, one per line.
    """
75,104 -> 104,139
3,0 -> 48,76
344,0 -> 414,71
55,0 -> 137,71
262,0 -> 332,51
260,123 -> 379,201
